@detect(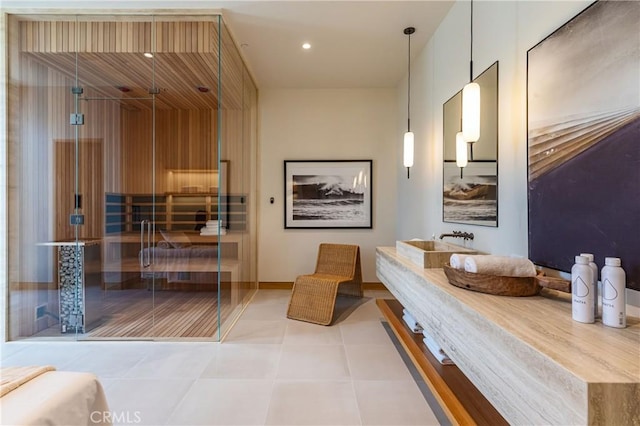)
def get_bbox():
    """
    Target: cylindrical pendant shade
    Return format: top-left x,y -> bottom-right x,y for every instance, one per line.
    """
403,131 -> 414,168
456,132 -> 468,168
462,82 -> 481,142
